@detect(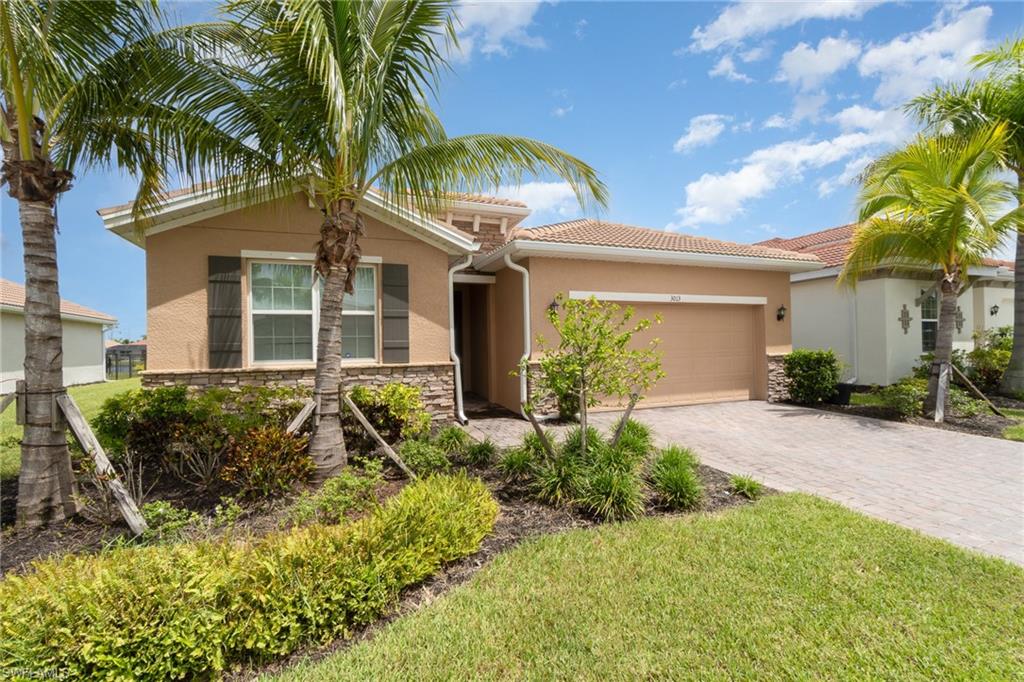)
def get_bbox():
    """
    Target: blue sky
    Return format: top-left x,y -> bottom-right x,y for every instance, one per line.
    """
1,0 -> 1020,339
